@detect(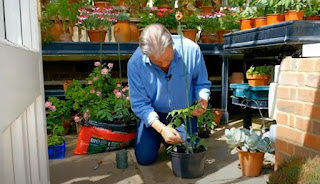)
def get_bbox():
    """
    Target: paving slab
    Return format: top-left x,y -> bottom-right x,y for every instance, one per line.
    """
50,119 -> 274,184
